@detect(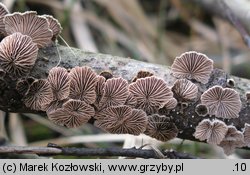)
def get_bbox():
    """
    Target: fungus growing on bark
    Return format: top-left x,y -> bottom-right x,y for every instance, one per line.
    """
0,3 -> 9,35
95,105 -> 147,135
99,77 -> 129,108
226,78 -> 235,88
129,76 -> 173,114
23,79 -> 53,110
171,51 -> 213,84
195,104 -> 208,117
201,86 -> 241,118
246,92 -> 250,102
42,15 -> 62,41
69,66 -> 98,104
158,98 -> 177,115
219,126 -> 245,155
47,67 -> 70,100
194,119 -> 228,145
144,114 -> 178,142
124,92 -> 137,108
94,75 -> 105,108
16,78 -> 30,96
171,79 -> 198,102
99,71 -> 113,80
48,99 -> 95,128
243,123 -> 250,147
4,11 -> 52,48
132,70 -> 154,82
0,33 -> 38,78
